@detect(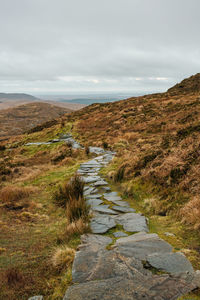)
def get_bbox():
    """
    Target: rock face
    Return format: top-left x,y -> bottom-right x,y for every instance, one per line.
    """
63,147 -> 199,300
